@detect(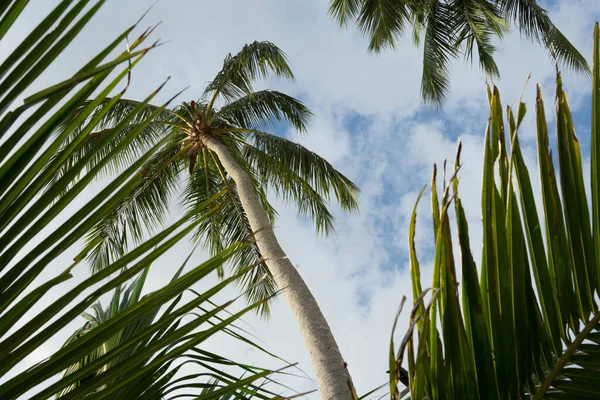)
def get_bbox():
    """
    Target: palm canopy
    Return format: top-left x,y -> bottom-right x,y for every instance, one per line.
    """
329,0 -> 589,104
52,41 -> 360,316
